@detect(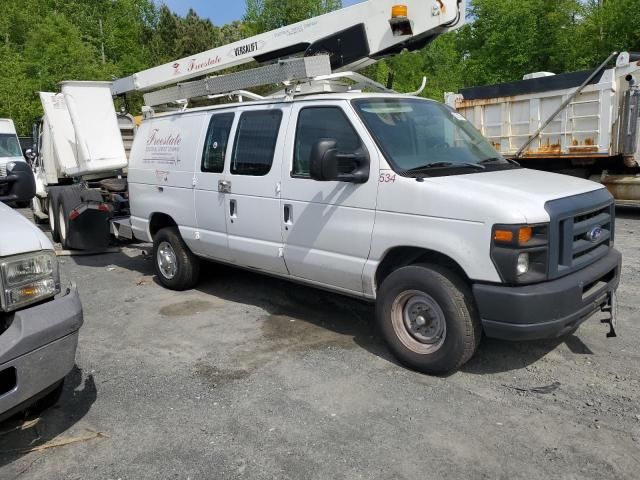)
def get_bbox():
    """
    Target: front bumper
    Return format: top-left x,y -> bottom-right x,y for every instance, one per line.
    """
0,285 -> 83,421
473,248 -> 621,341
